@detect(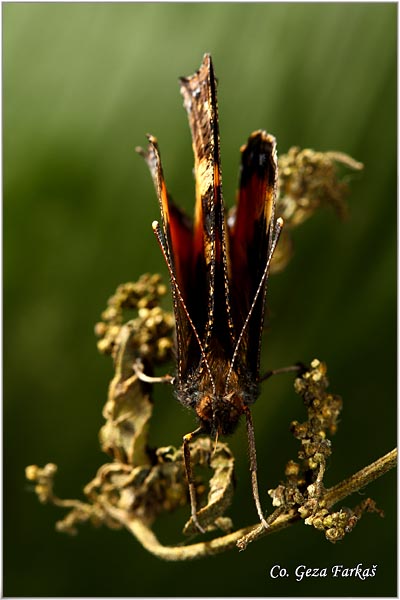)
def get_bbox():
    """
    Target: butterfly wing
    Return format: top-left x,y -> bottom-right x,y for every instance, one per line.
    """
179,54 -> 235,378
228,130 -> 278,379
137,136 -> 194,381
